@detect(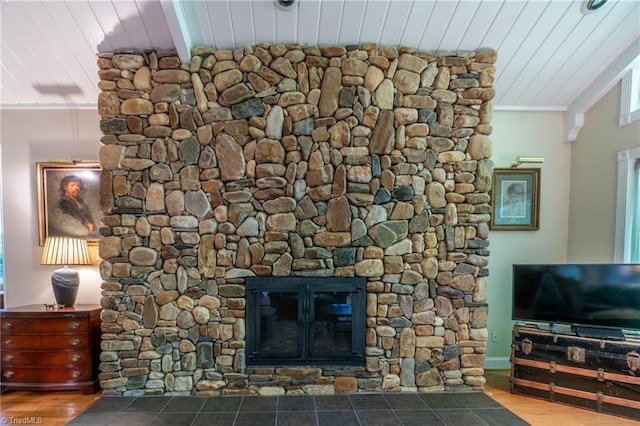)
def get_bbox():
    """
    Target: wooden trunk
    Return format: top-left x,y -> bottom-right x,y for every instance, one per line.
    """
510,325 -> 640,421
